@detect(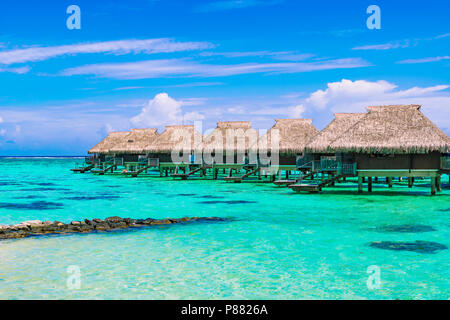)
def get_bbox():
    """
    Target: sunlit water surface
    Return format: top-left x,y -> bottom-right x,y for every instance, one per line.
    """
0,158 -> 448,299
